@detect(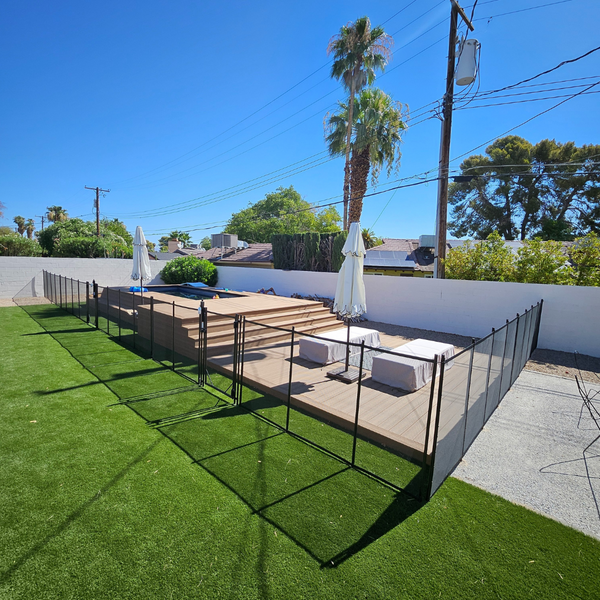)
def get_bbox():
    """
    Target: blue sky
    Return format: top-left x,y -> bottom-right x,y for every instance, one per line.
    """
2,0 -> 599,246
